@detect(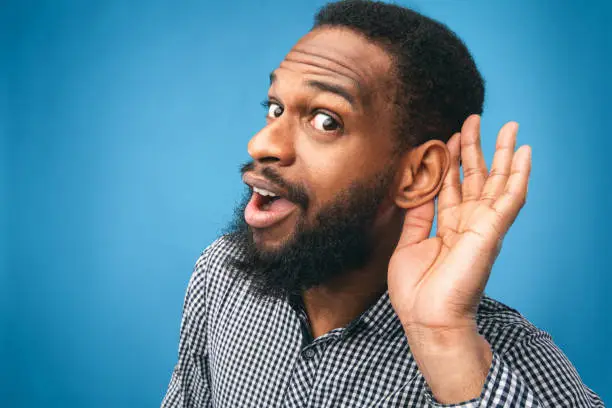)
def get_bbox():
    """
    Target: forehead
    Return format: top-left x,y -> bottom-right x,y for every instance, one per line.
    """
274,27 -> 395,105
